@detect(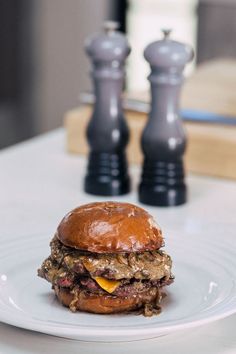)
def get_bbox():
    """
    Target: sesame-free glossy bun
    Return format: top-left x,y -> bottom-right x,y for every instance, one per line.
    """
57,201 -> 163,253
54,286 -> 159,314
